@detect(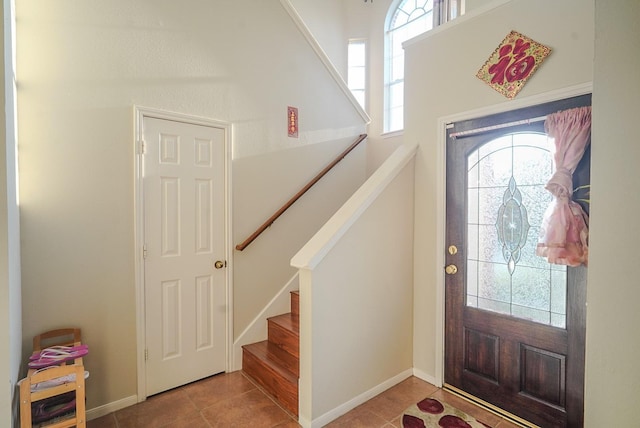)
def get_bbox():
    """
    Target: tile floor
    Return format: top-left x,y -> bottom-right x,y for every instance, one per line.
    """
86,372 -> 523,428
